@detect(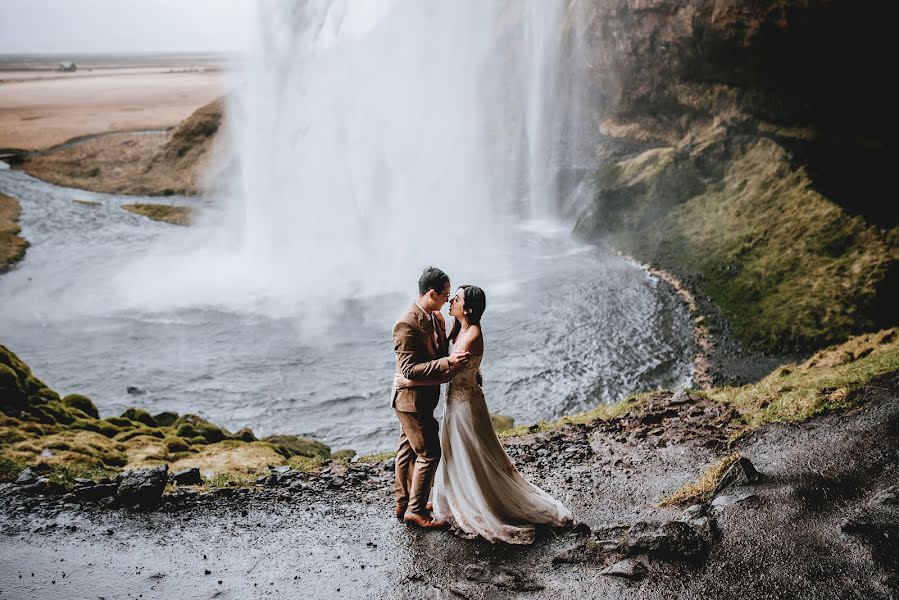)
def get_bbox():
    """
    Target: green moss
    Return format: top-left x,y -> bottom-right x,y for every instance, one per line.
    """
578,135 -> 899,353
61,394 -> 99,419
234,427 -> 257,442
164,436 -> 191,453
263,434 -> 330,459
121,407 -> 157,428
114,427 -> 165,442
358,451 -> 394,464
172,414 -> 231,443
331,449 -> 356,462
285,454 -> 325,474
0,363 -> 27,411
712,328 -> 899,431
104,416 -> 137,429
45,464 -> 118,491
489,413 -> 515,432
499,392 -> 649,438
72,418 -> 121,438
153,411 -> 179,427
0,457 -> 26,482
